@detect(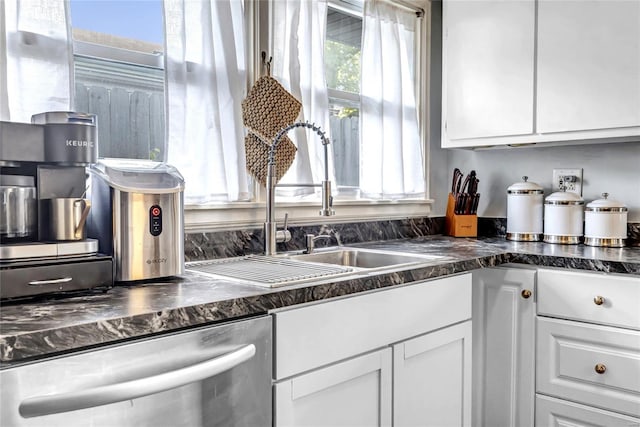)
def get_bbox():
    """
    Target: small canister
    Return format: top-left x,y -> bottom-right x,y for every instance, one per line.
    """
507,176 -> 544,241
544,190 -> 584,244
584,193 -> 627,247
